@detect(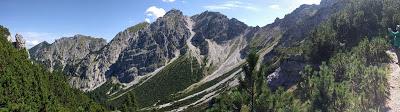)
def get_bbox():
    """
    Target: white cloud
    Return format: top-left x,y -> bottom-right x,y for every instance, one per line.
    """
204,1 -> 258,11
269,4 -> 281,10
162,0 -> 175,2
145,6 -> 166,18
145,18 -> 151,23
26,40 -> 39,47
144,6 -> 166,23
